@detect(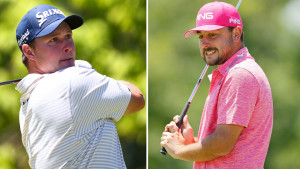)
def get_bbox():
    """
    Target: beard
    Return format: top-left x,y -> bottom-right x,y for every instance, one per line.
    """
201,47 -> 222,66
200,36 -> 234,66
